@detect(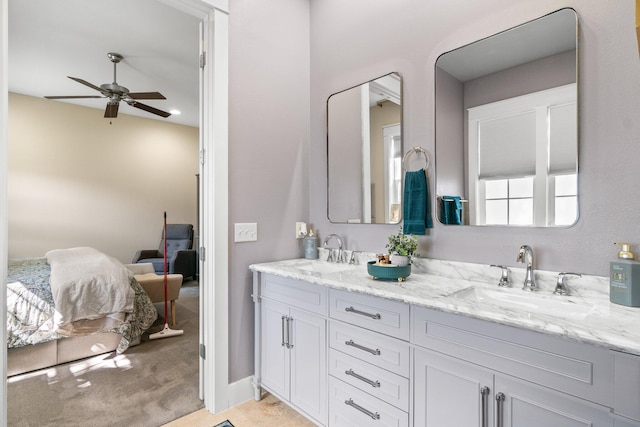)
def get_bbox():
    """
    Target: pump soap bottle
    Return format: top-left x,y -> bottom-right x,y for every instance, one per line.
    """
610,242 -> 640,307
303,228 -> 318,259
